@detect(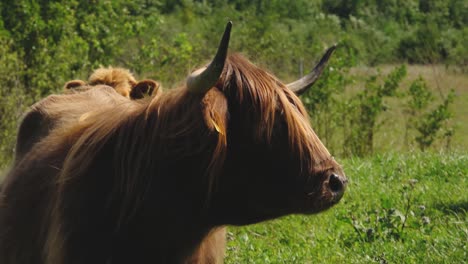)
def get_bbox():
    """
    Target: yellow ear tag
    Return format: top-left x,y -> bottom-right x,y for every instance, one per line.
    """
79,112 -> 91,122
211,119 -> 223,135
